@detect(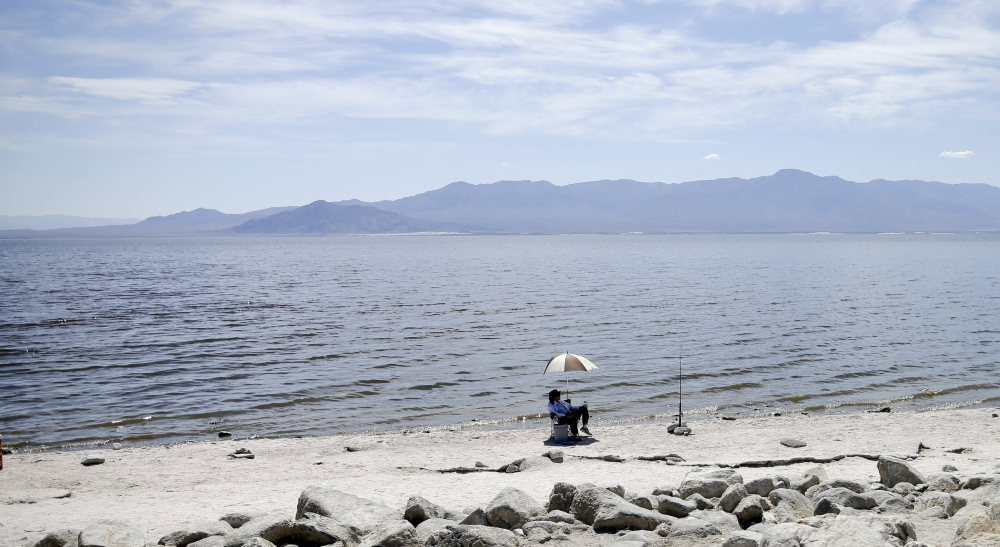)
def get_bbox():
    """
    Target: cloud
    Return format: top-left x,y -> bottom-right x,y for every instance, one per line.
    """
939,150 -> 975,159
49,77 -> 205,104
703,153 -> 721,160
